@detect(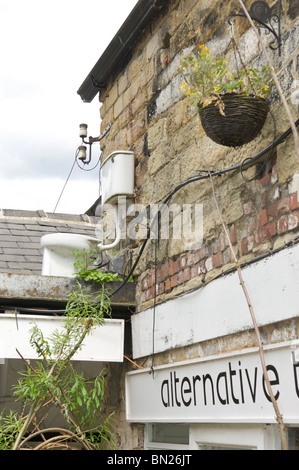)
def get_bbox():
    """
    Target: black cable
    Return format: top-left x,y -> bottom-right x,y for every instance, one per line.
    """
240,108 -> 277,182
150,236 -> 158,376
75,152 -> 101,172
6,118 -> 299,315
